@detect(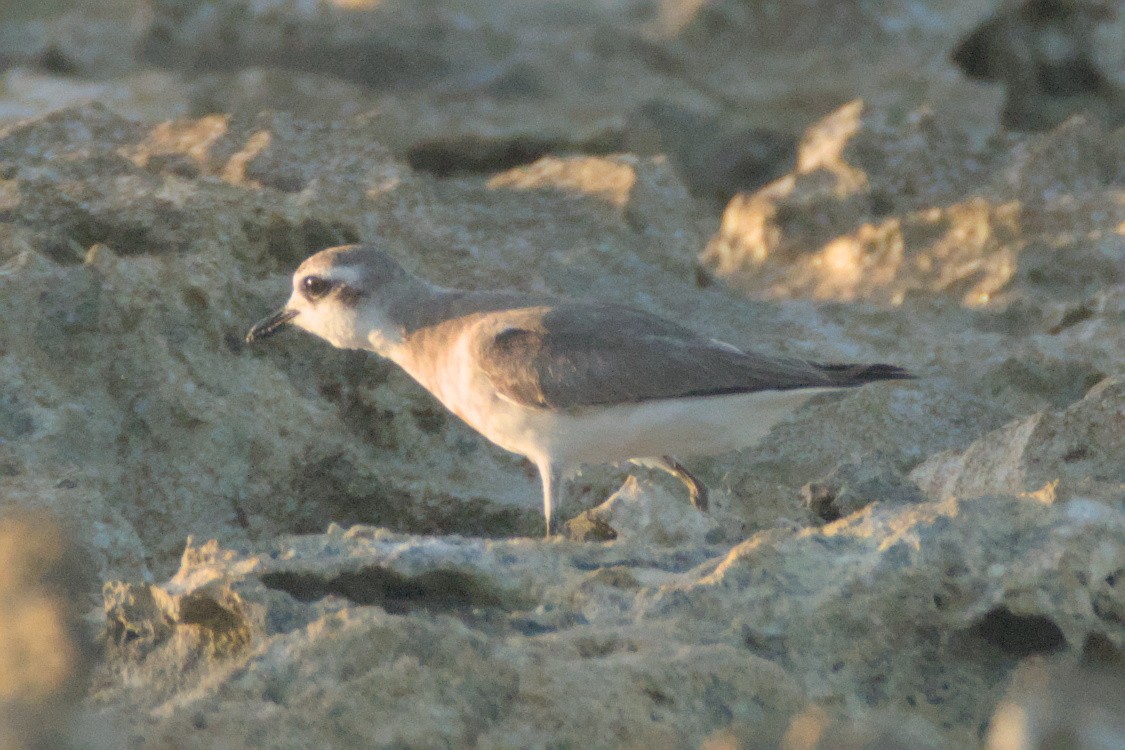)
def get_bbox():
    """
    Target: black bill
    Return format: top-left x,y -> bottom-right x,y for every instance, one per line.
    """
245,308 -> 298,344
